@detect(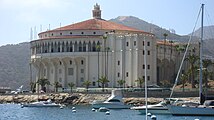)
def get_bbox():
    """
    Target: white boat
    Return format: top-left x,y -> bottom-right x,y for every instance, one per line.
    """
91,89 -> 130,109
168,100 -> 214,116
131,98 -> 184,114
167,4 -> 214,116
21,99 -> 60,107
